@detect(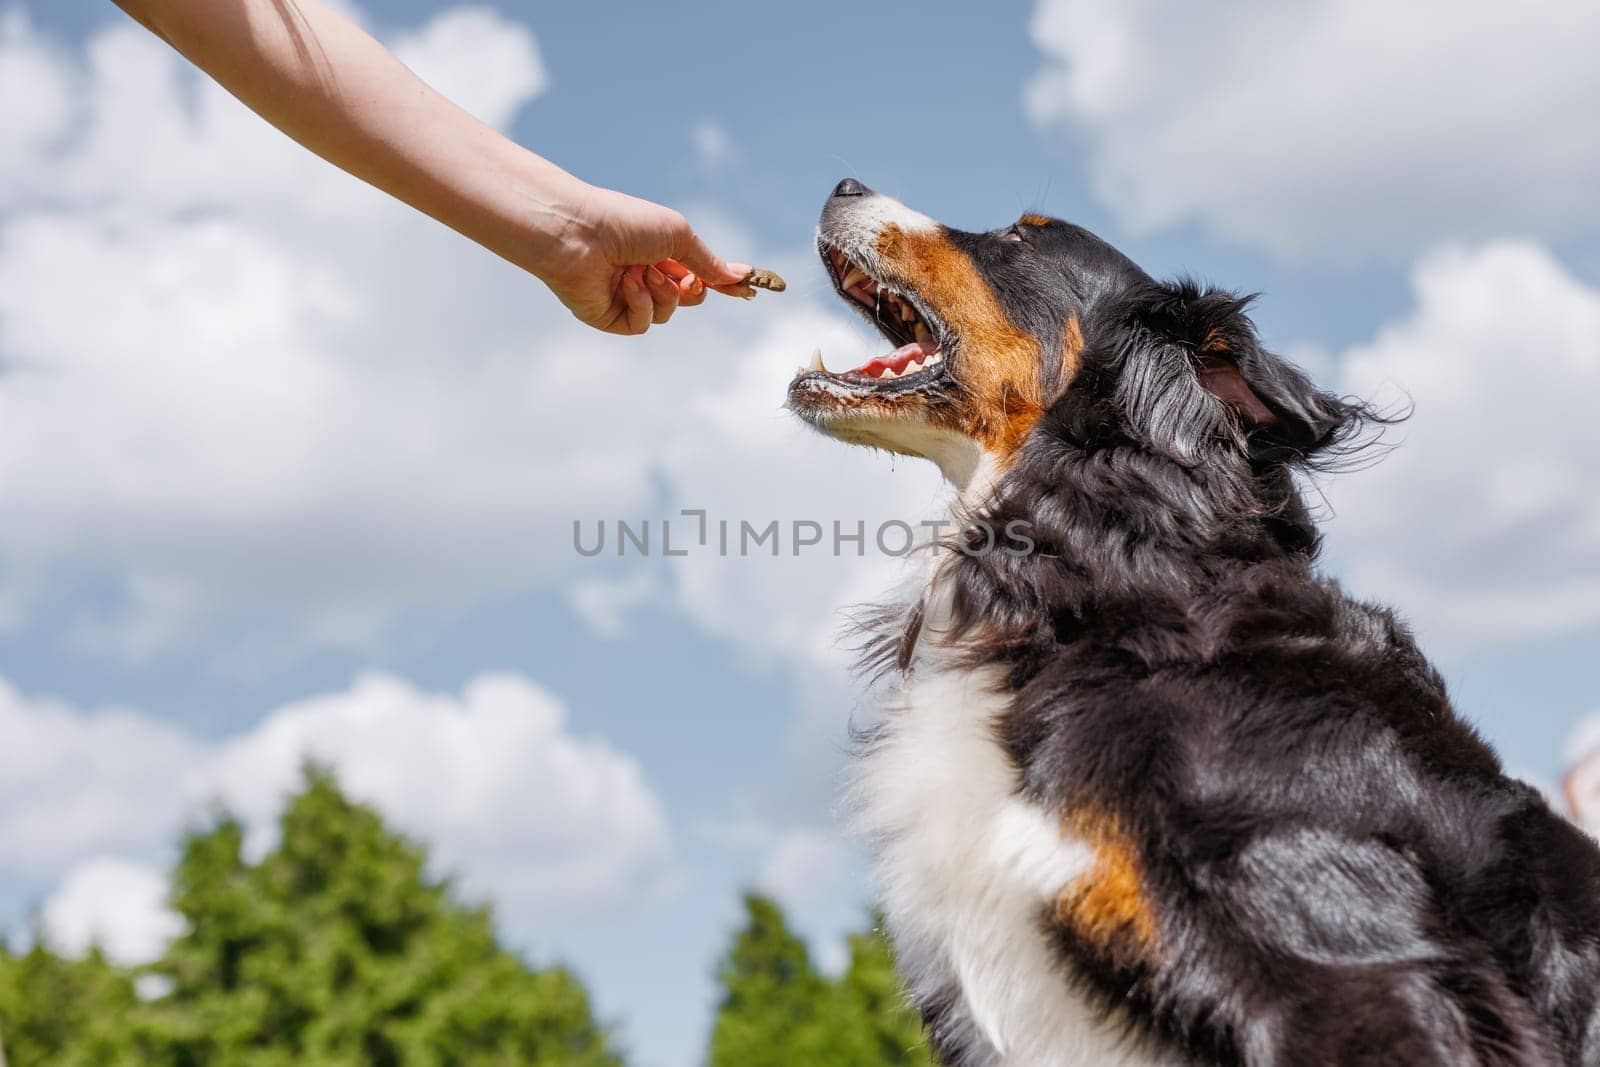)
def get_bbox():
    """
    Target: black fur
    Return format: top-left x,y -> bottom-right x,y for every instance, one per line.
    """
881,222 -> 1600,1064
